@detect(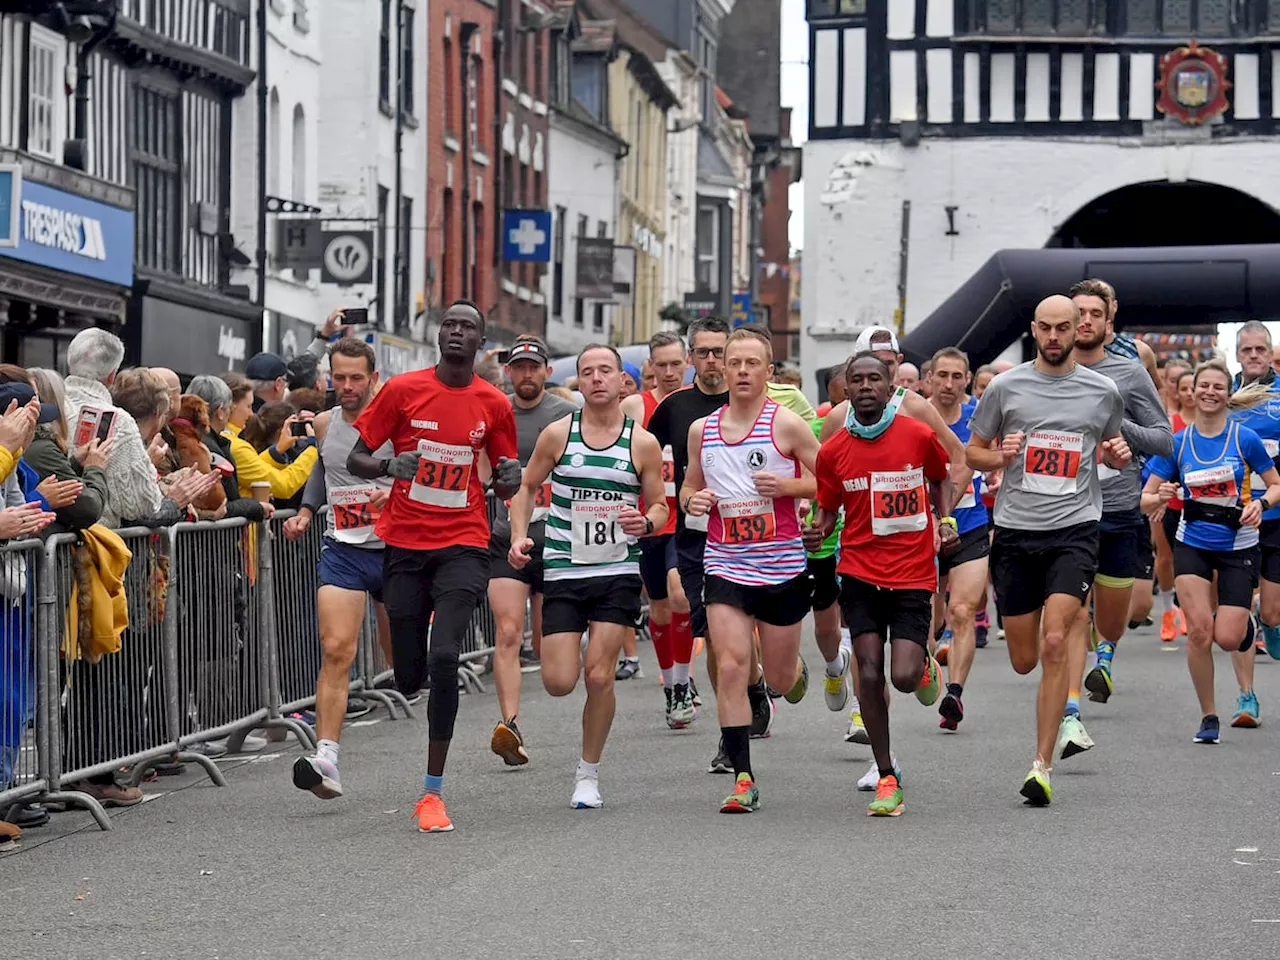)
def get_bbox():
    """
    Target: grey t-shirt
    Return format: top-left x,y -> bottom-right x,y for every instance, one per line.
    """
1080,353 -> 1173,513
492,391 -> 577,539
969,361 -> 1124,531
